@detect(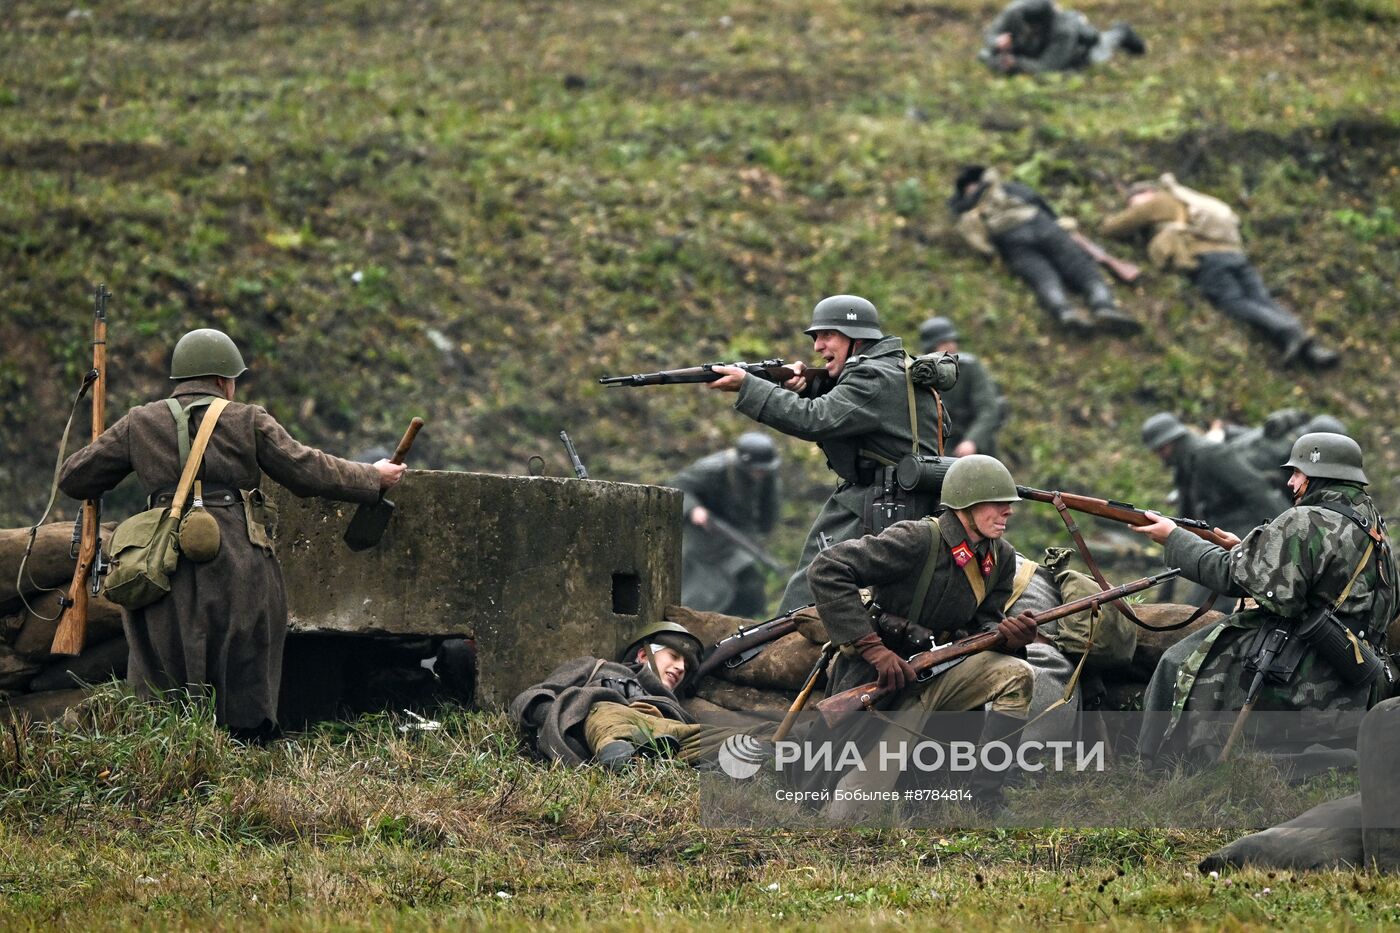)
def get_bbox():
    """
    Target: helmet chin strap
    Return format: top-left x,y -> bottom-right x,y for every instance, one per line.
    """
1293,475 -> 1310,504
